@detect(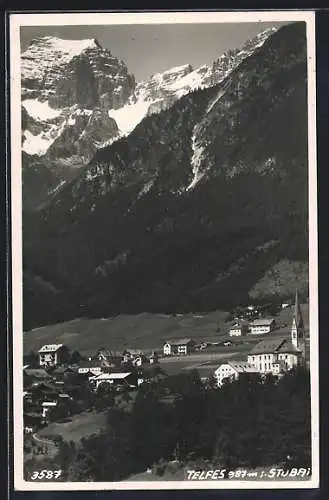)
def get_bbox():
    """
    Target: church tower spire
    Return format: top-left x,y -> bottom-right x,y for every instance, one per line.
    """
291,289 -> 305,350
